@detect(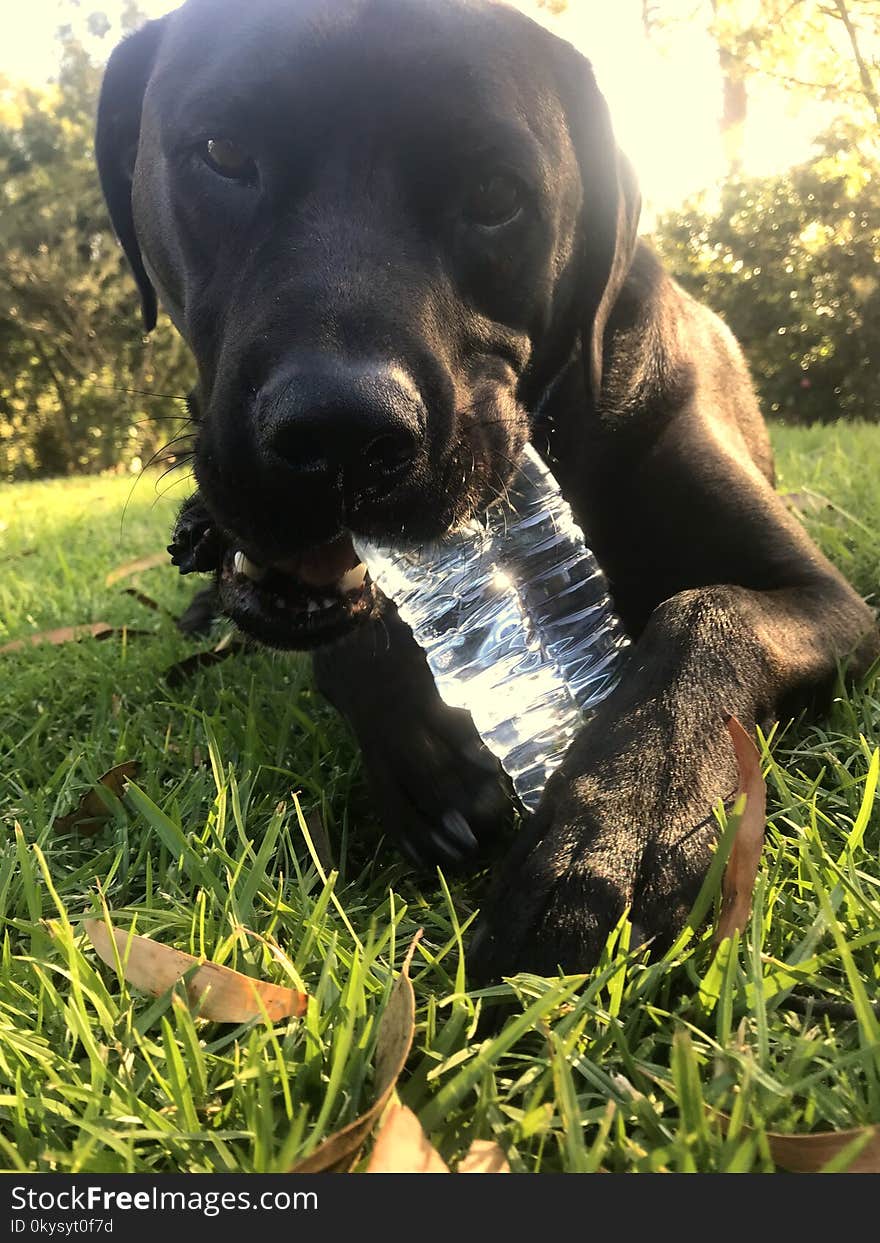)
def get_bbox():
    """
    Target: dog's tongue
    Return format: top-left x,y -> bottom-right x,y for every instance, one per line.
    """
275,534 -> 359,586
